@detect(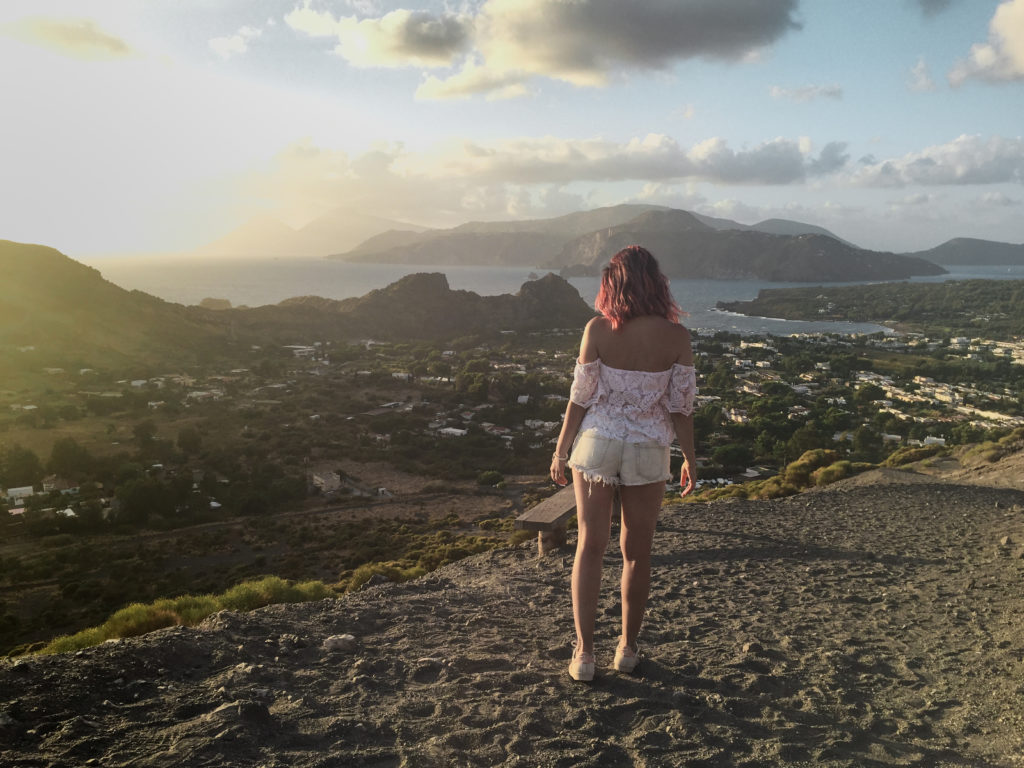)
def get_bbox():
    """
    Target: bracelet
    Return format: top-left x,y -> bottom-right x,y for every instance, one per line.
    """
552,452 -> 568,461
